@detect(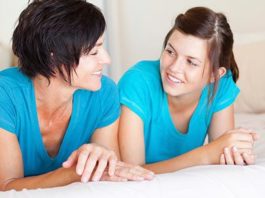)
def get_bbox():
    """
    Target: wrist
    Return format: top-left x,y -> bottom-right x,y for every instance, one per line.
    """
58,166 -> 81,183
